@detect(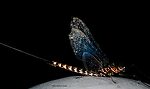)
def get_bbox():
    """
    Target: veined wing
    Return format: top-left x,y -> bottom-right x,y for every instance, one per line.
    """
69,17 -> 109,72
